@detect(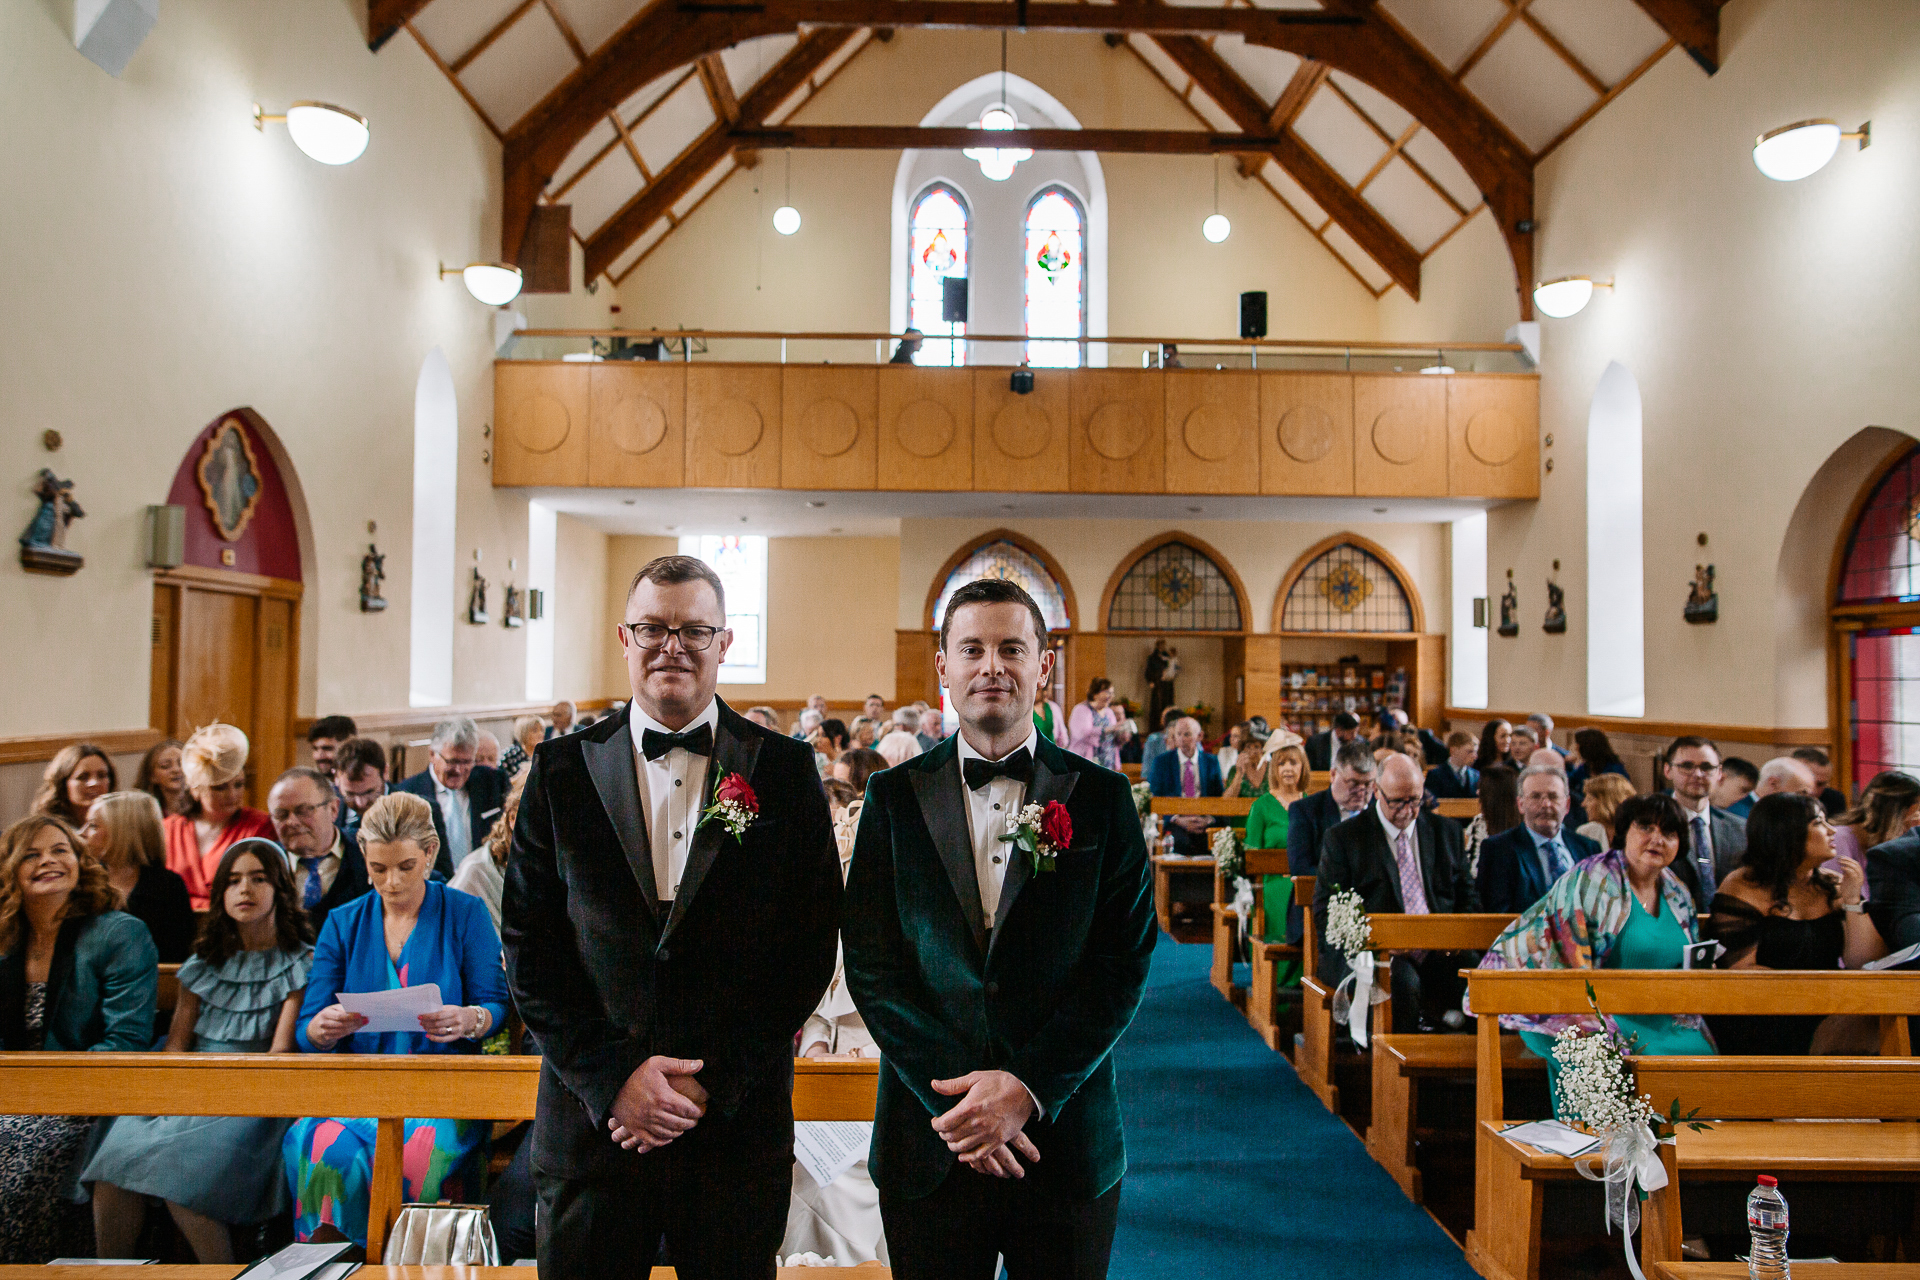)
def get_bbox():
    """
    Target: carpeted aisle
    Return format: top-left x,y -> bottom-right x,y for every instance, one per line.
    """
1107,935 -> 1478,1280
